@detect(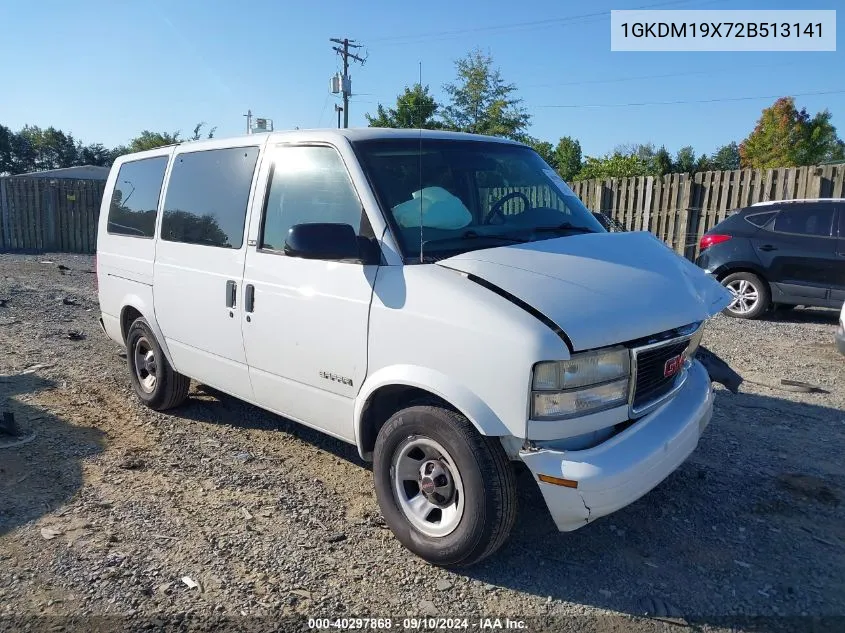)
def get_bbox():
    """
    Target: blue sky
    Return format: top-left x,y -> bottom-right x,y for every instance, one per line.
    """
1,0 -> 842,158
